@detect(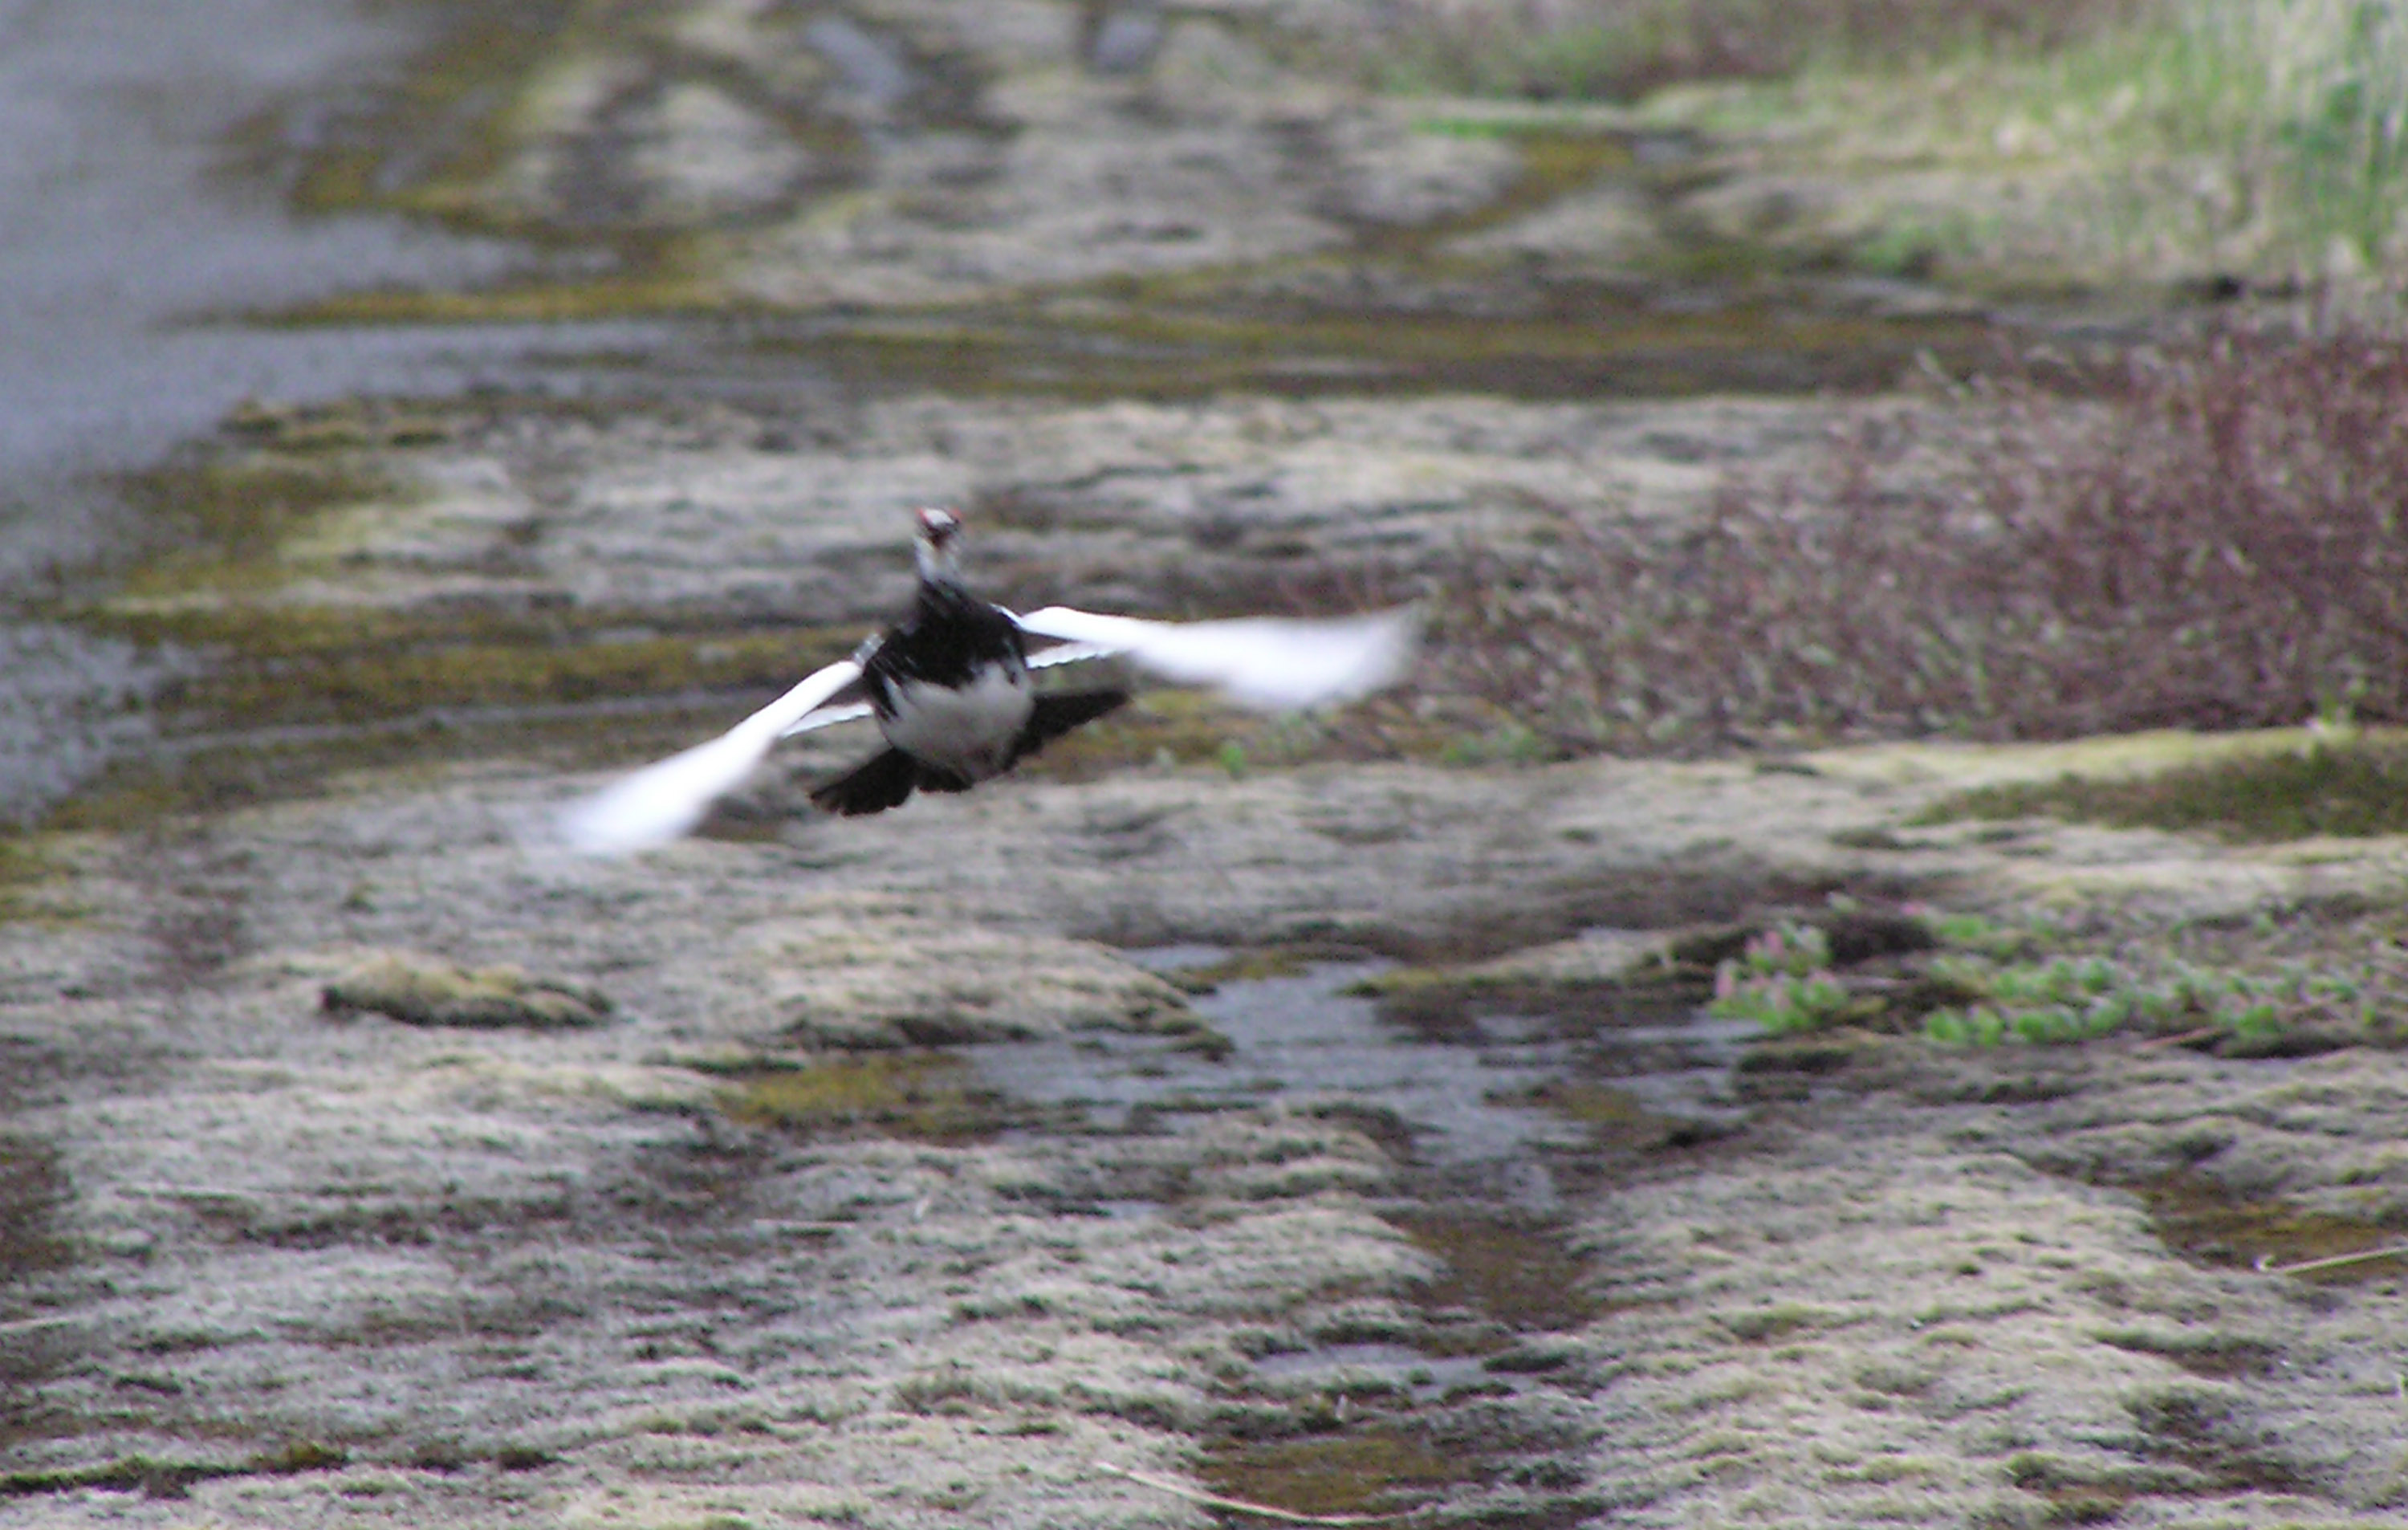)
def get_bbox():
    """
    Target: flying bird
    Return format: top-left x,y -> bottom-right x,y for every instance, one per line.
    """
559,507 -> 1417,854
